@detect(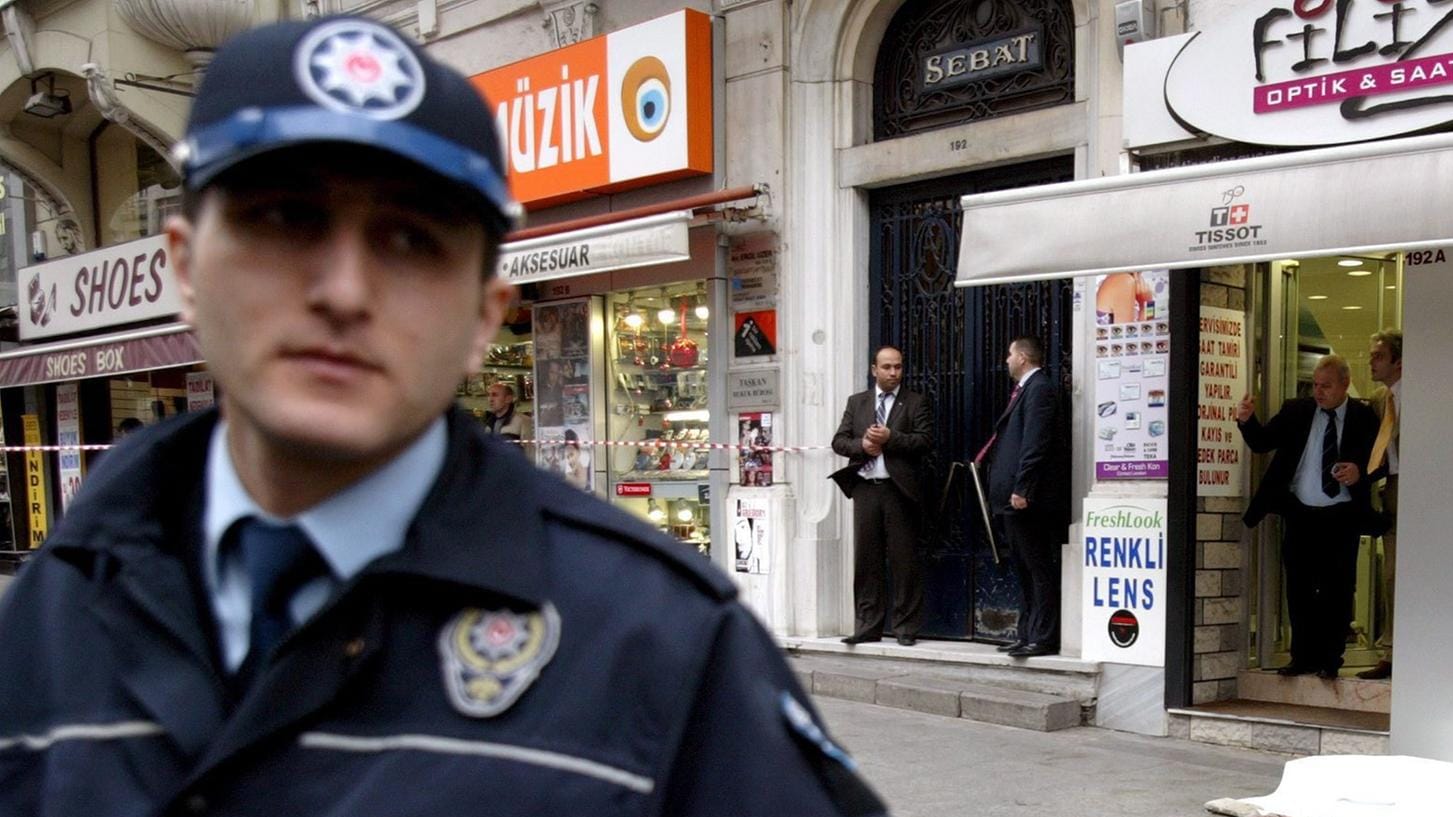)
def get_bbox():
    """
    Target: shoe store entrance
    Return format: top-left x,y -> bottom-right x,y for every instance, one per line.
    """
867,158 -> 1072,642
